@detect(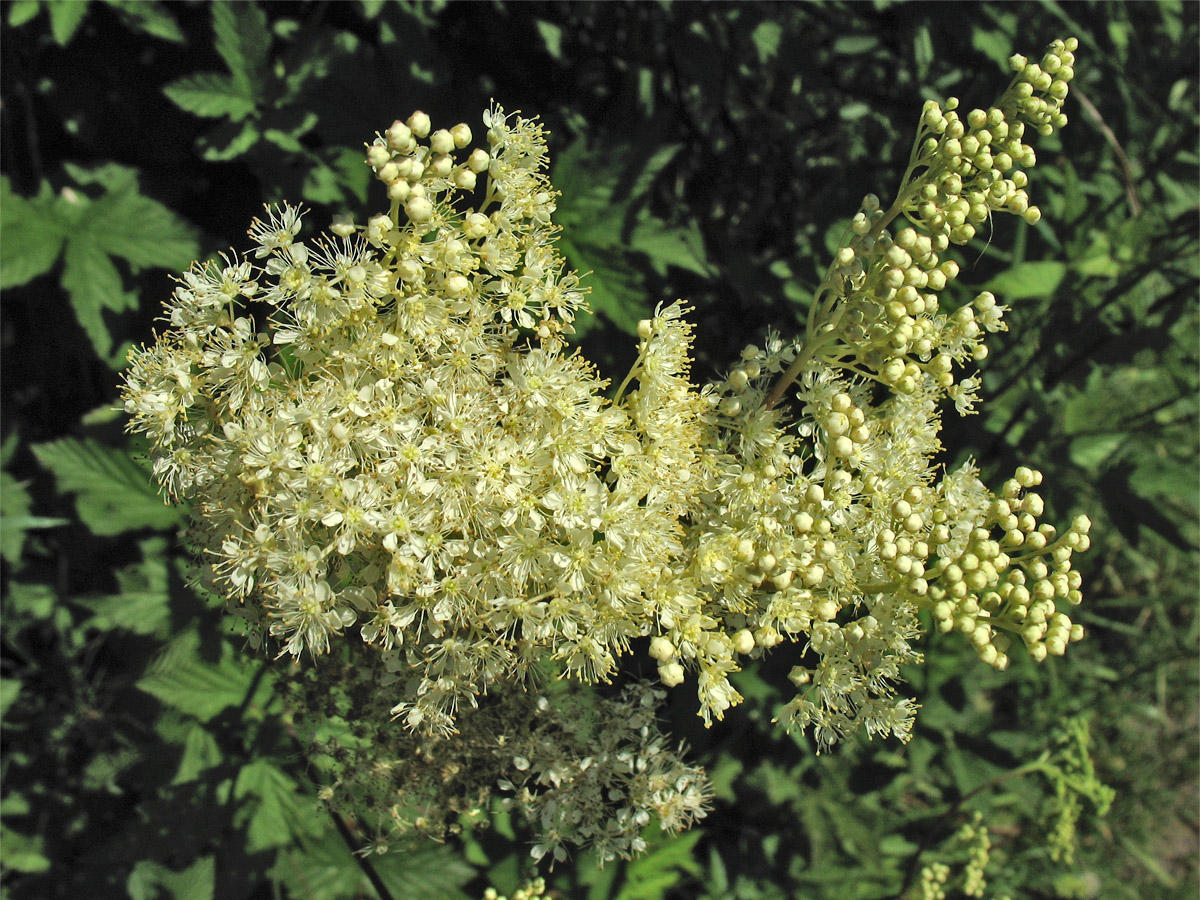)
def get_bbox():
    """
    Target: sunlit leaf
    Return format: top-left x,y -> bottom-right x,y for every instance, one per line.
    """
163,71 -> 254,120
212,0 -> 270,97
0,178 -> 67,289
138,629 -> 272,722
127,856 -> 215,900
235,759 -> 322,852
984,260 -> 1067,300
